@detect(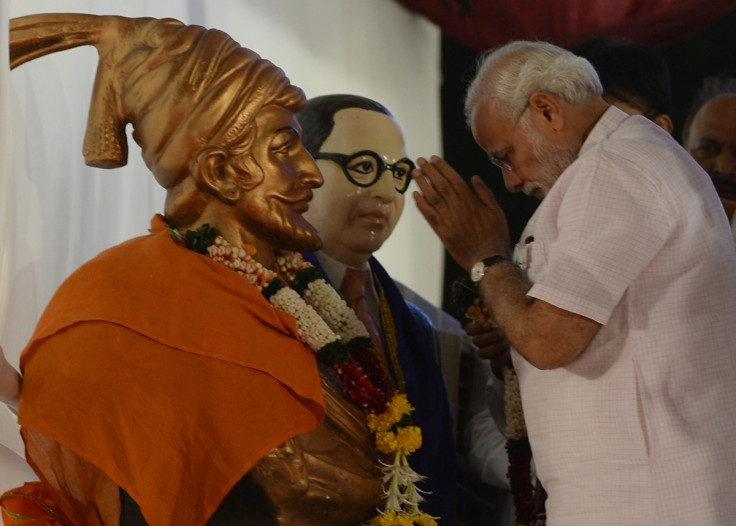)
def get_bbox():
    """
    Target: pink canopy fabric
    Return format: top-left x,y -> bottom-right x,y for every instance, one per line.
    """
396,0 -> 736,50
